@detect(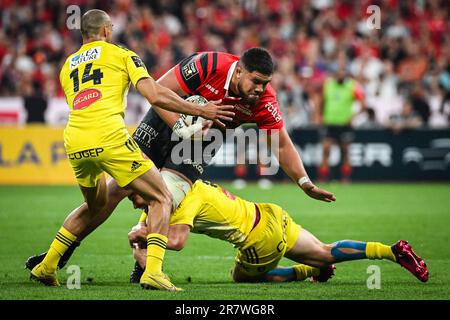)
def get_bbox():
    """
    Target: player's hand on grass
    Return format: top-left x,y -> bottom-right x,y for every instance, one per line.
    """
301,182 -> 336,202
128,223 -> 148,248
200,100 -> 234,128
